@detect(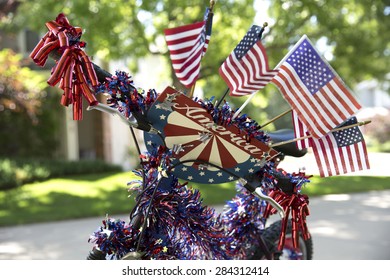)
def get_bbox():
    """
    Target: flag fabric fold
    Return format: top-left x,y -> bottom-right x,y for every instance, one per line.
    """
310,117 -> 370,177
292,110 -> 311,150
271,35 -> 361,139
164,8 -> 213,88
219,25 -> 278,96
